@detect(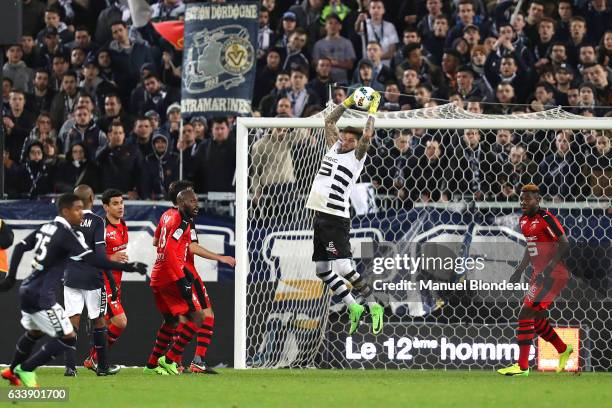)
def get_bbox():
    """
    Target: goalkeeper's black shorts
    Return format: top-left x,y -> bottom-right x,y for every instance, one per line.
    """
312,211 -> 352,261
